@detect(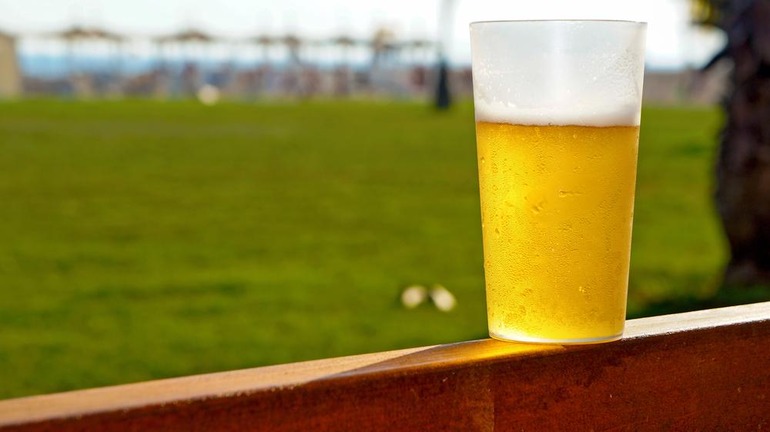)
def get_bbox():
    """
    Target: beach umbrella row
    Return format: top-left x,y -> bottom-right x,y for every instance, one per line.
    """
32,25 -> 433,51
